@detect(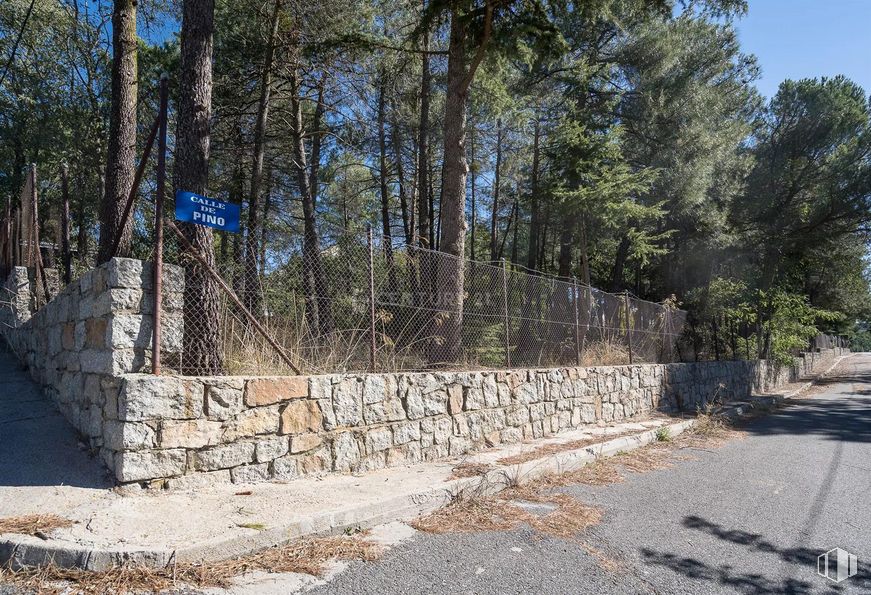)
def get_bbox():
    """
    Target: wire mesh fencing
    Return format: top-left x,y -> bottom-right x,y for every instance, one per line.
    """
164,225 -> 688,376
